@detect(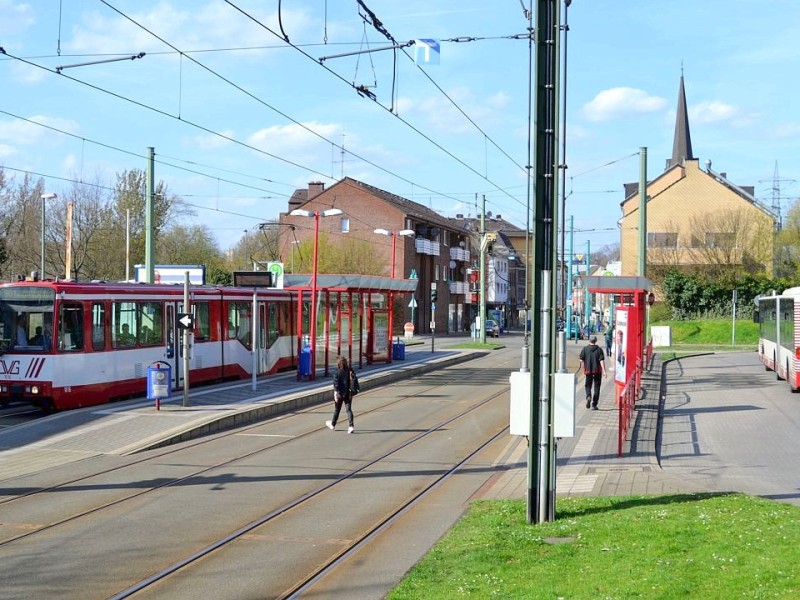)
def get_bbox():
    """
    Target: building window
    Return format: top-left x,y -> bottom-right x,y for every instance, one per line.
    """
435,264 -> 440,281
647,232 -> 678,248
705,232 -> 735,248
443,230 -> 450,246
341,217 -> 350,233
